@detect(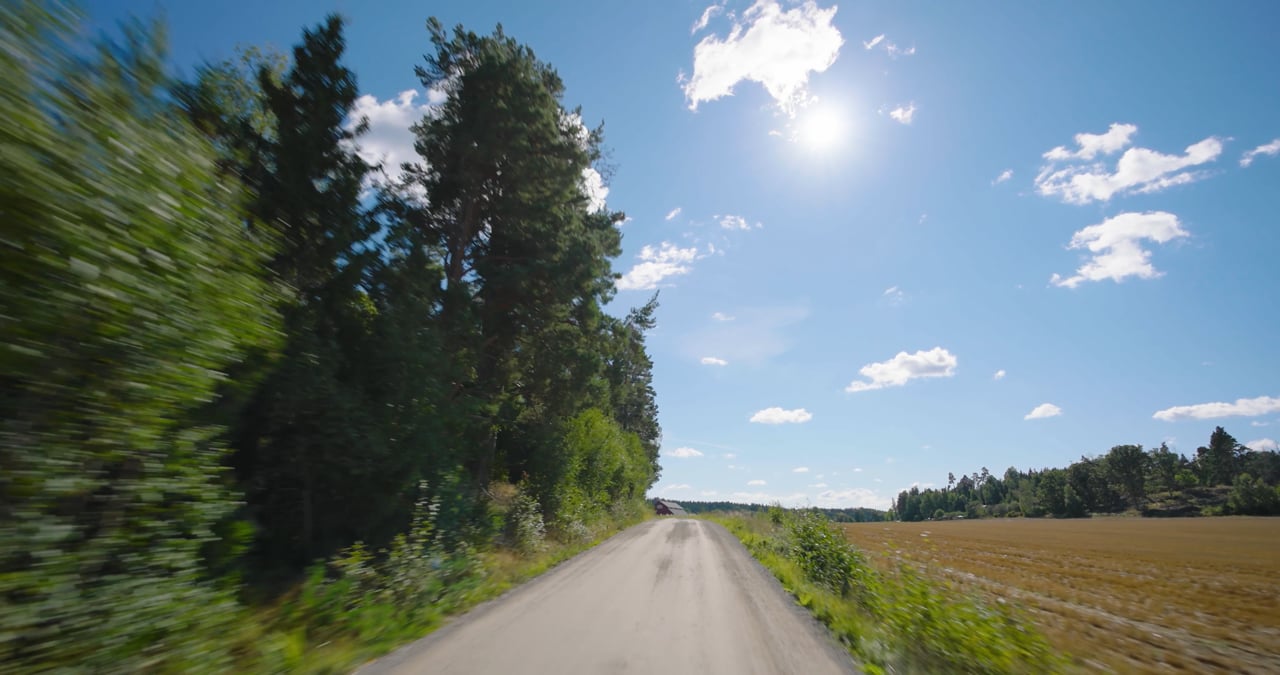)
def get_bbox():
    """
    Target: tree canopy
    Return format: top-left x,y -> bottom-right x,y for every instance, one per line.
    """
1,4 -> 661,669
892,426 -> 1280,521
